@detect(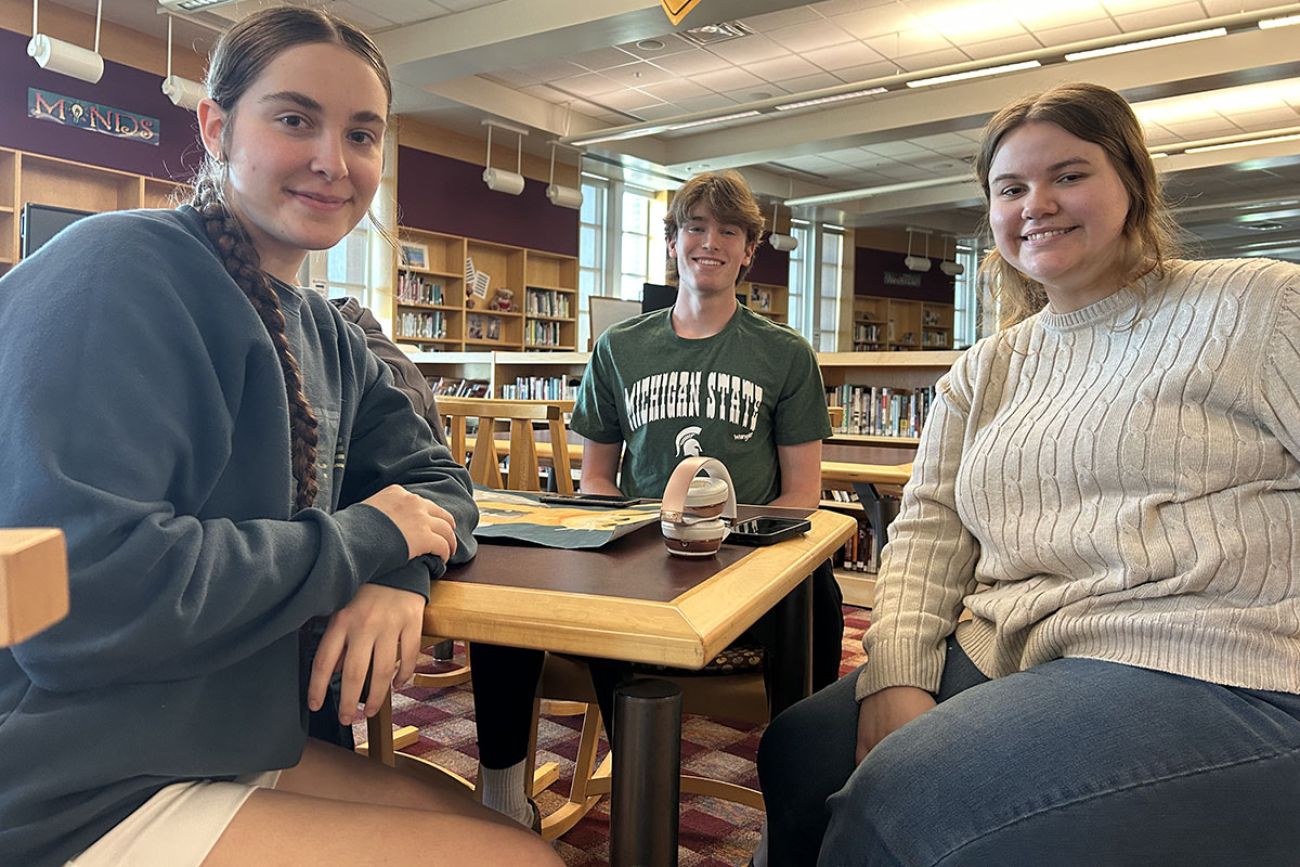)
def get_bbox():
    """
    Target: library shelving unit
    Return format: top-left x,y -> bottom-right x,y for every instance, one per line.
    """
740,280 -> 788,322
852,295 -> 954,351
0,147 -> 189,277
394,228 -> 578,353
